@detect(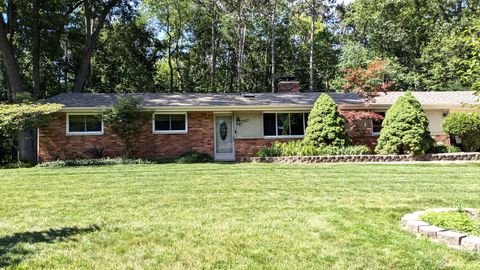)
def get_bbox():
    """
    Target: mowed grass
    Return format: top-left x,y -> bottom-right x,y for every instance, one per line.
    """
1,163 -> 480,269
